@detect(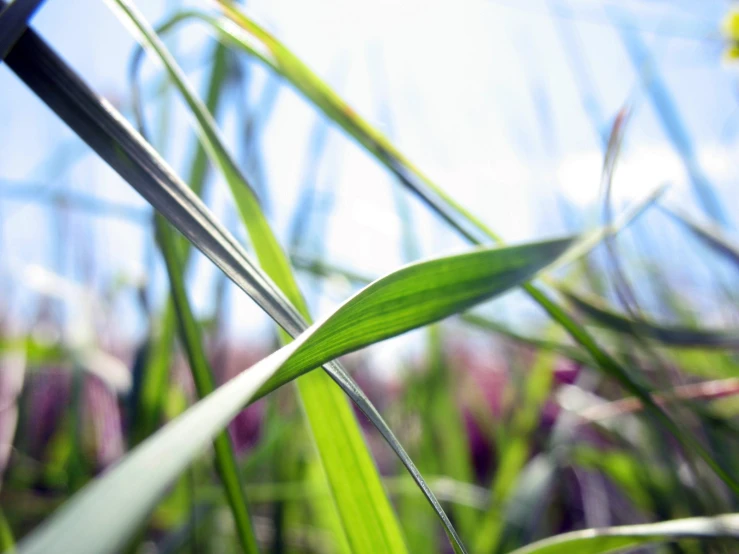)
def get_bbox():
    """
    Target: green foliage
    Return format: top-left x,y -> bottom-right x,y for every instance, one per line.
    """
3,2 -> 739,553
18,238 -> 572,553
